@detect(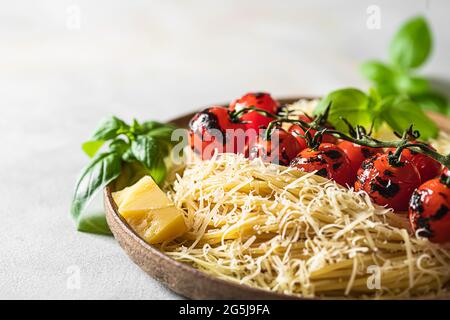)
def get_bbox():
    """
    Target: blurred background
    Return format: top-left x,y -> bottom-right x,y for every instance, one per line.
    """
1,0 -> 449,299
